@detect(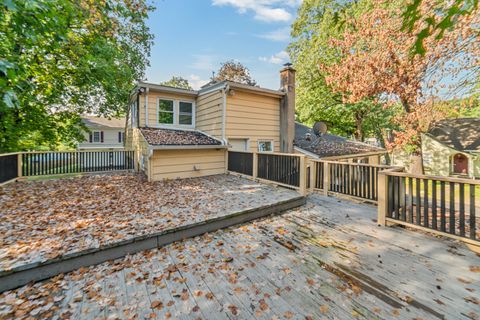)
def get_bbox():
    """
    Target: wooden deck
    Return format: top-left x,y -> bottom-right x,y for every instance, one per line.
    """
0,194 -> 479,319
